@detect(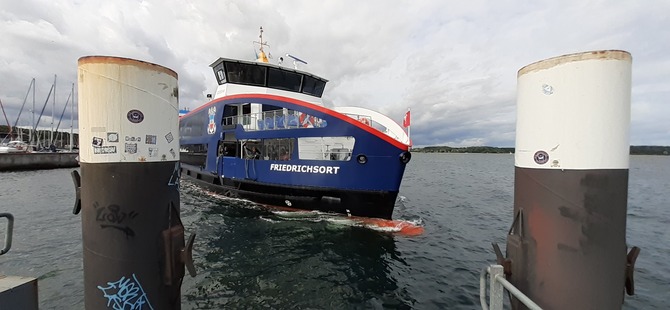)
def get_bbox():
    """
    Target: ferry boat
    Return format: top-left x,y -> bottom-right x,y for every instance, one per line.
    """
179,28 -> 411,219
